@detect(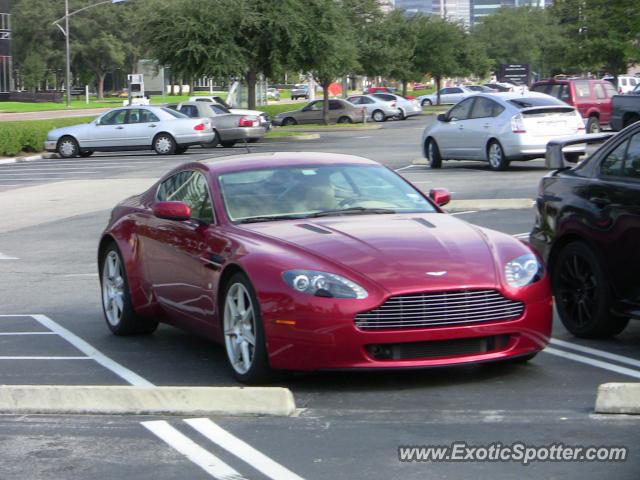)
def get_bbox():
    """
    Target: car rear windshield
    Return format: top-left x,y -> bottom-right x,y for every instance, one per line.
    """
508,97 -> 567,108
162,108 -> 188,118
